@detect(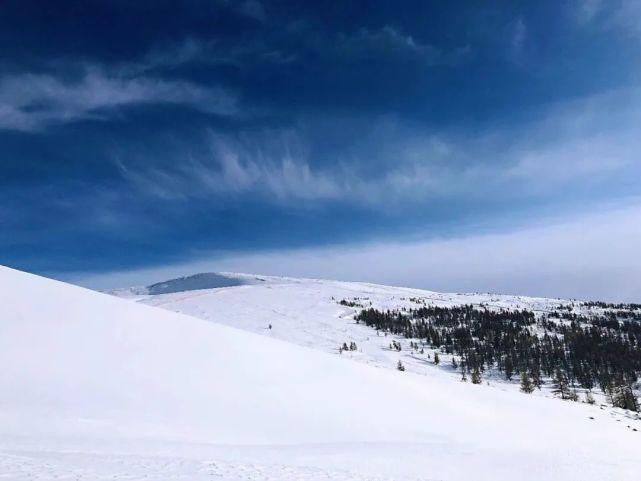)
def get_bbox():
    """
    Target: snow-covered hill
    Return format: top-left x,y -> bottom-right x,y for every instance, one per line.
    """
1,265 -> 640,480
107,272 -> 268,298
119,272 -> 605,388
111,271 -> 580,372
